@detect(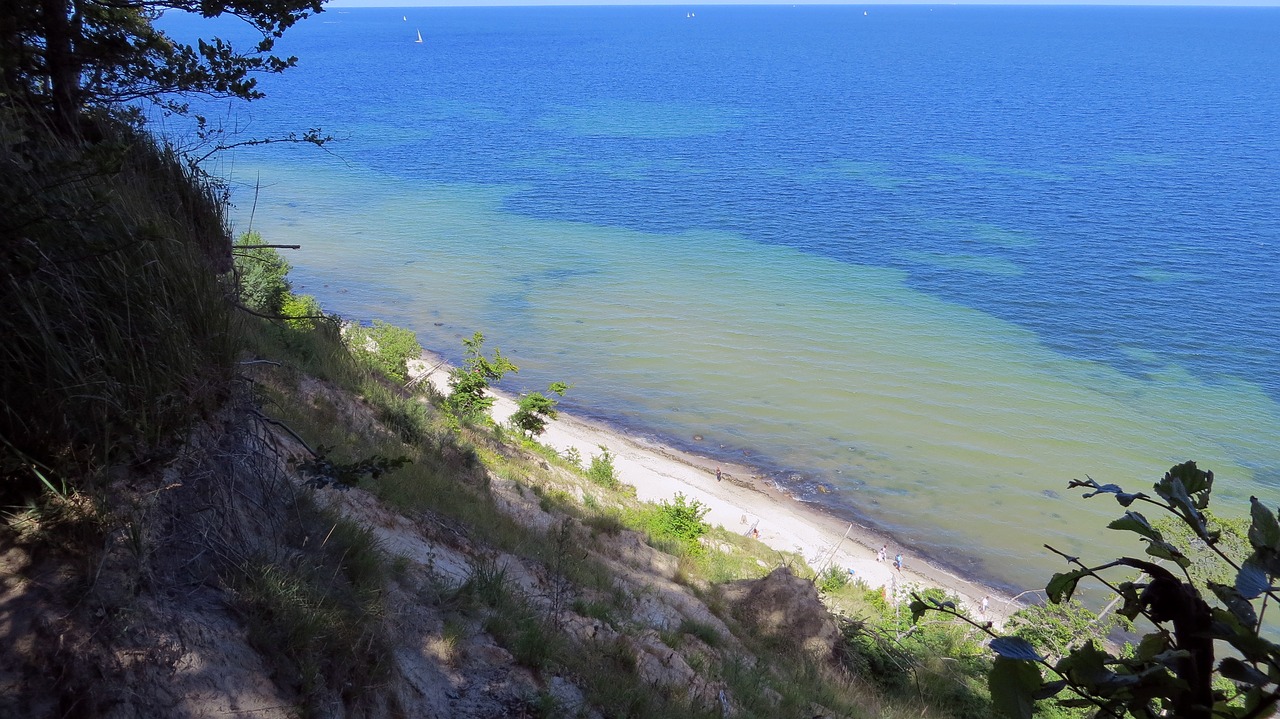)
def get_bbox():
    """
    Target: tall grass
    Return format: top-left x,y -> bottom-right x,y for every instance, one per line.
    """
0,104 -> 235,493
237,507 -> 393,717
